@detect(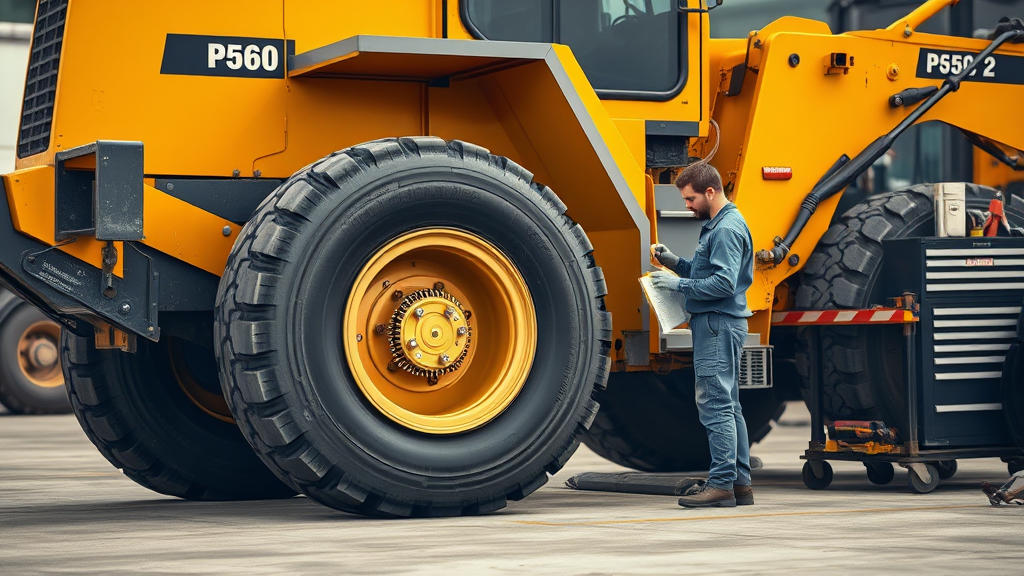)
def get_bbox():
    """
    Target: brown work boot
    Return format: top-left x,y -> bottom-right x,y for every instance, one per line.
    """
677,484 -> 736,508
734,484 -> 754,506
